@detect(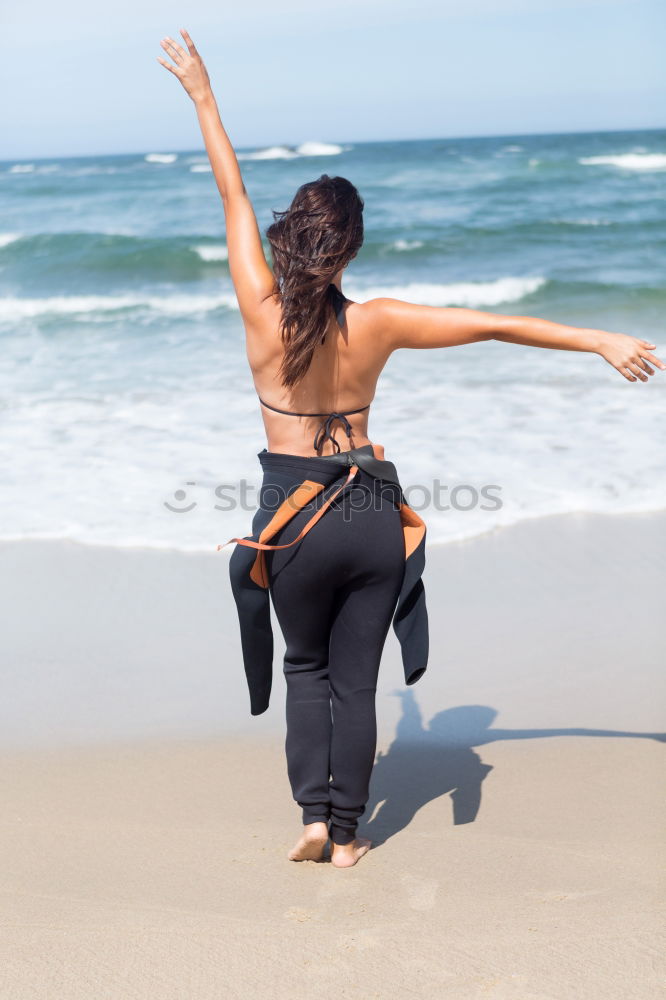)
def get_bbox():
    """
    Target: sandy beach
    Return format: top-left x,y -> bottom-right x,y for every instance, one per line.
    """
1,511 -> 664,998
